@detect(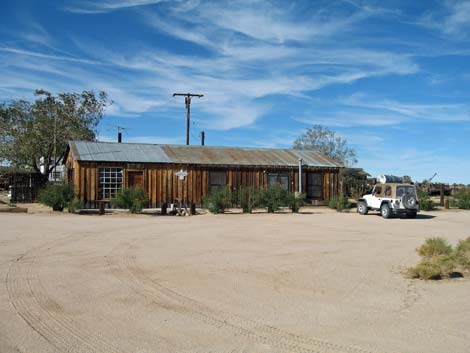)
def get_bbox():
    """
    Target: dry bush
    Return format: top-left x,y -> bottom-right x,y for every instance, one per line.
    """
408,237 -> 466,280
452,188 -> 470,210
408,255 -> 457,280
455,237 -> 470,271
416,237 -> 452,258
